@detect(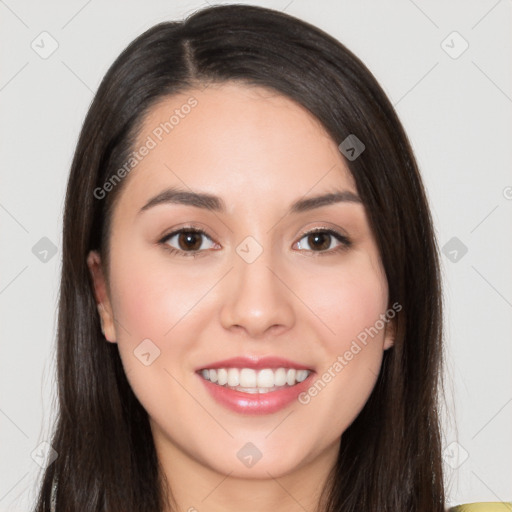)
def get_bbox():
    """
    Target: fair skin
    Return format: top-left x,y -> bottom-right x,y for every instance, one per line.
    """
87,82 -> 395,512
